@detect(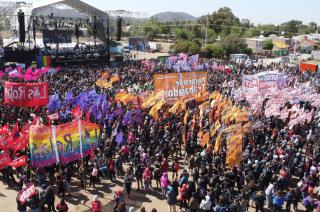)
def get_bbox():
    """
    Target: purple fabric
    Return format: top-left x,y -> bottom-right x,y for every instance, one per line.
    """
122,111 -> 132,126
116,132 -> 124,146
65,91 -> 73,104
48,94 -> 62,113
